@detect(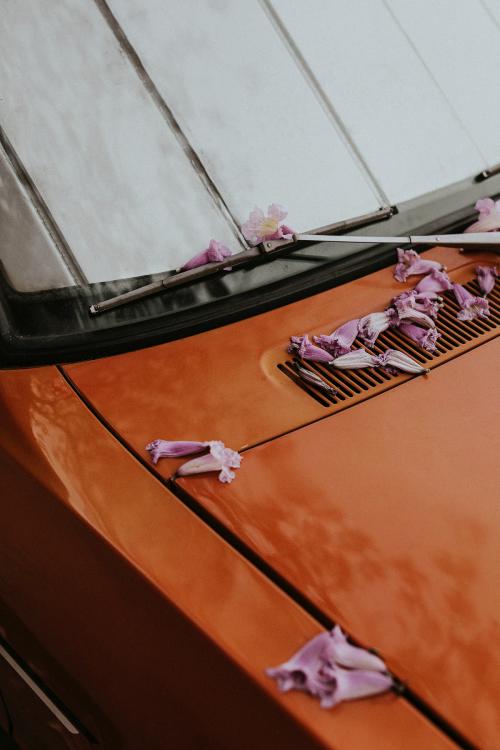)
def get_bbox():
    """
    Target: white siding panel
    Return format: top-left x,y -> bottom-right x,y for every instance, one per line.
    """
386,0 -> 500,167
0,146 -> 75,292
0,0 -> 240,284
108,0 -> 380,232
271,0 -> 484,204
